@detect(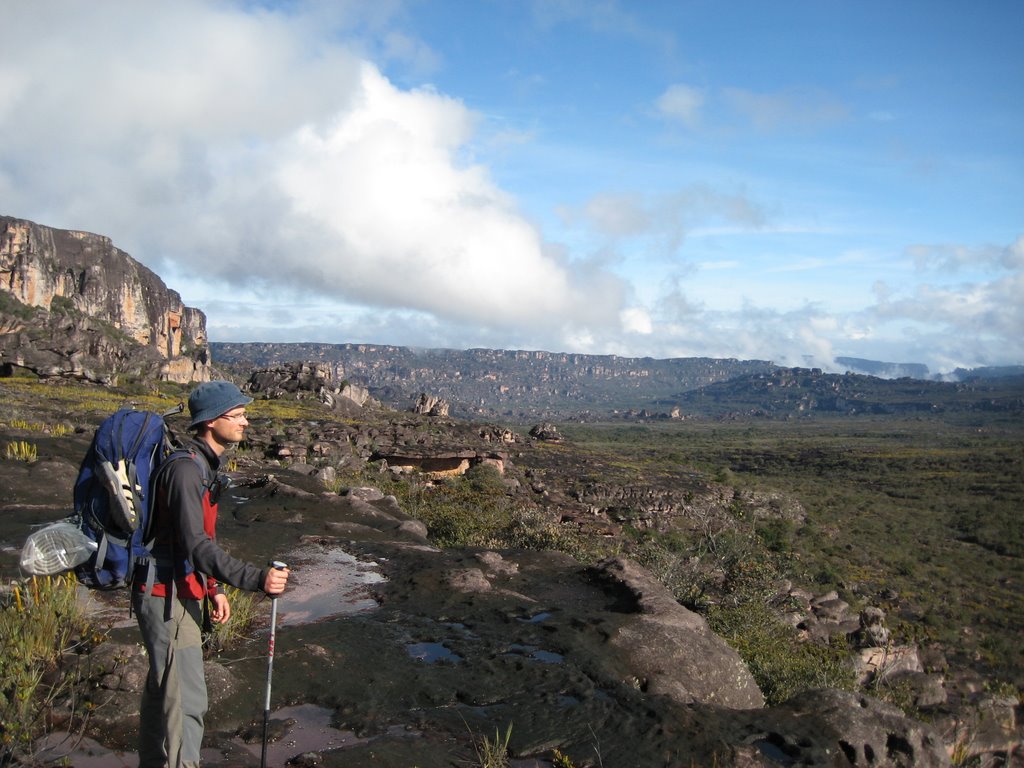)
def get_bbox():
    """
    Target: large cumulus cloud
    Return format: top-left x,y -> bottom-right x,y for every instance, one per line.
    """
0,0 -> 626,342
